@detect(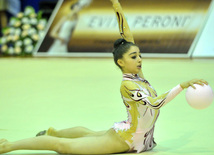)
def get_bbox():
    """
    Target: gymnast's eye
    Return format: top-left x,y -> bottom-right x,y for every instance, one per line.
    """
131,56 -> 136,59
139,55 -> 142,58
